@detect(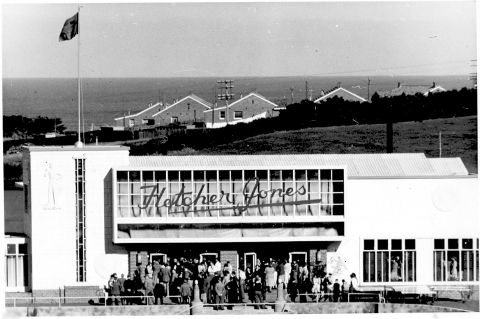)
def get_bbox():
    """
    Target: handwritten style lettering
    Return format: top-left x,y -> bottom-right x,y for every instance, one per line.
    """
137,177 -> 309,216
